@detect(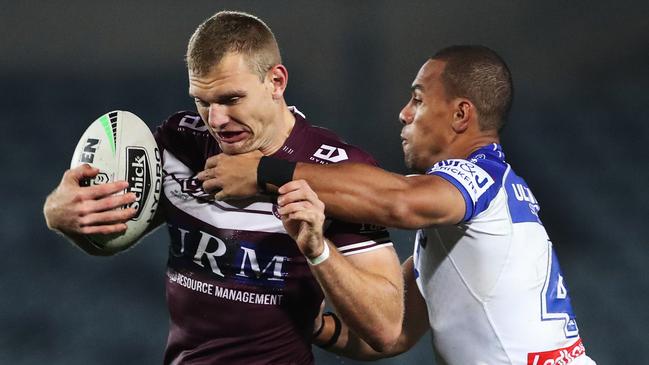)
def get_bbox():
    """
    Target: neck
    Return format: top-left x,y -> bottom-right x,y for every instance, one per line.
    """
457,132 -> 500,159
428,131 -> 500,167
259,104 -> 296,156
